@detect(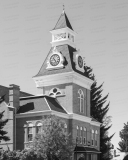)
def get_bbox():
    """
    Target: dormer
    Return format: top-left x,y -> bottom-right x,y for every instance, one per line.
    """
50,10 -> 77,48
